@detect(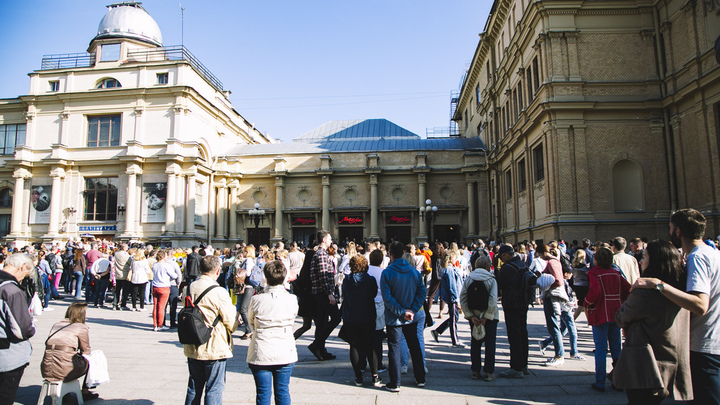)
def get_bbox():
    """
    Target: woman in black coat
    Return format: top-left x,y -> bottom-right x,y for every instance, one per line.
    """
292,248 -> 316,339
340,254 -> 379,387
